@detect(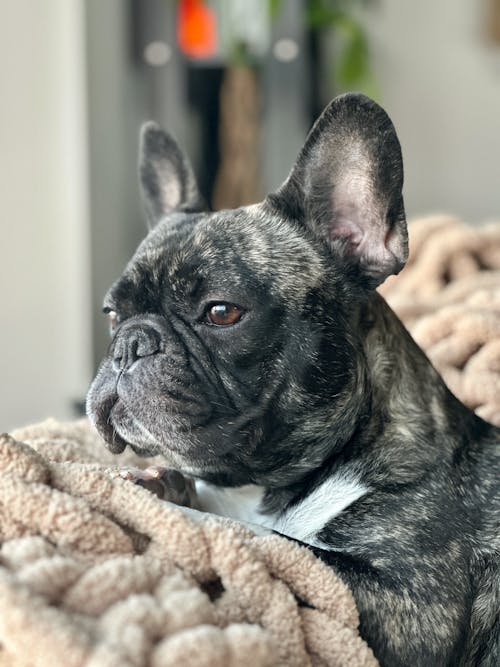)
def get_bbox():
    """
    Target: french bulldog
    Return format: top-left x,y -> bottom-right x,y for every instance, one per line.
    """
87,94 -> 499,666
